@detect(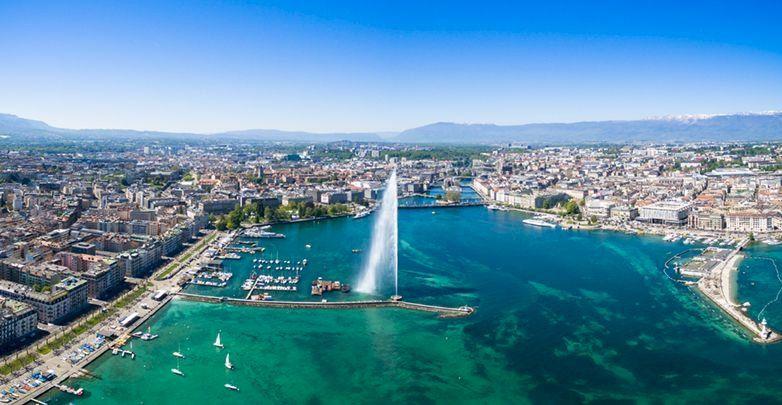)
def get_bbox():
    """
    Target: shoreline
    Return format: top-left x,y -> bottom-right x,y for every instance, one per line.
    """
721,255 -> 741,307
473,190 -> 781,344
18,231 -> 223,404
695,246 -> 781,343
24,202 -> 782,403
22,292 -> 175,404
